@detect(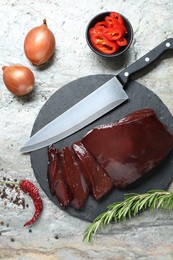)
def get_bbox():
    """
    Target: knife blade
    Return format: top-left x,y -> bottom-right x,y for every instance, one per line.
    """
20,38 -> 173,153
